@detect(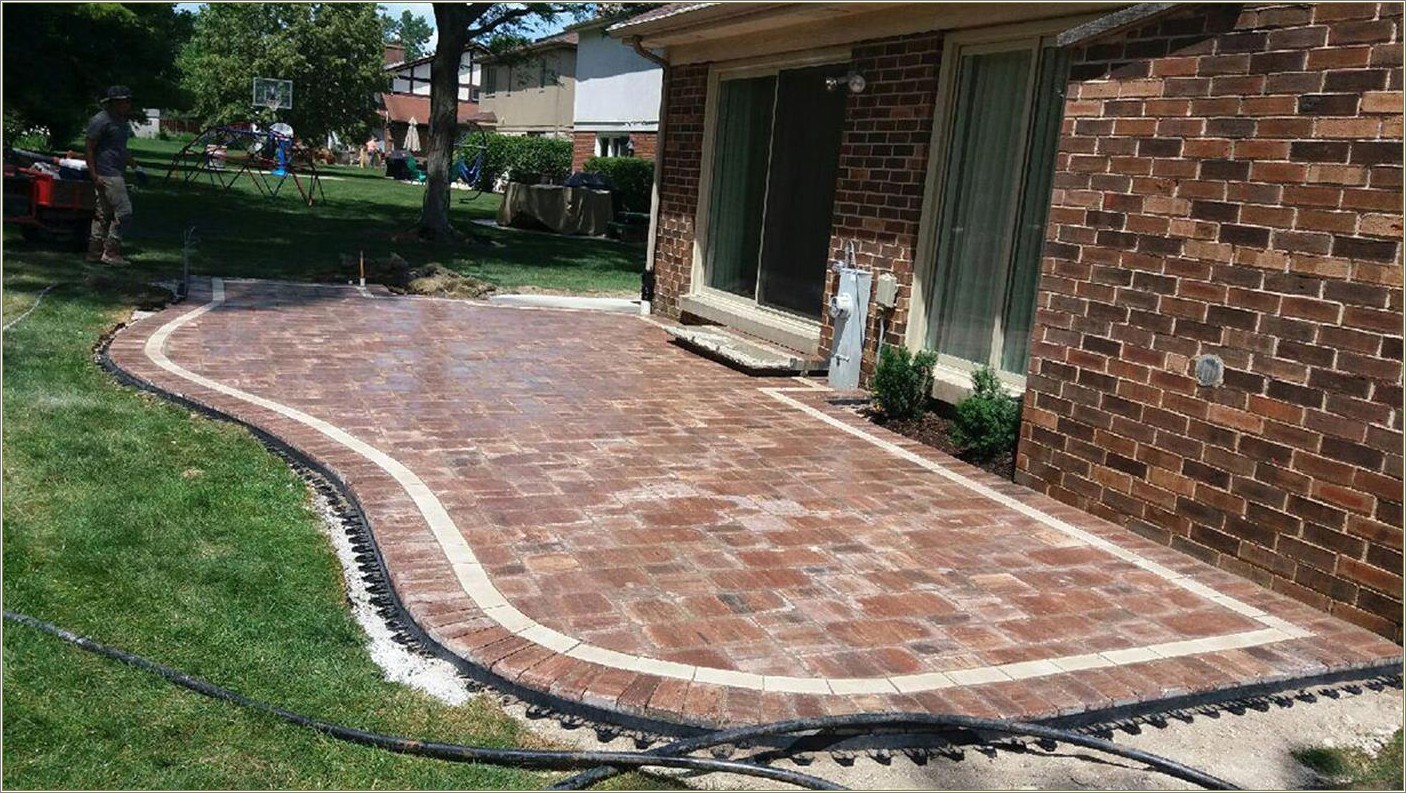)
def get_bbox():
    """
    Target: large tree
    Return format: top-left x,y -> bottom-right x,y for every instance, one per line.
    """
3,3 -> 193,147
394,10 -> 435,60
418,3 -> 589,239
179,3 -> 385,144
